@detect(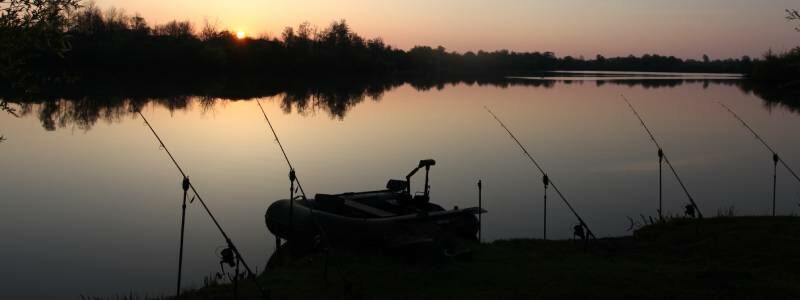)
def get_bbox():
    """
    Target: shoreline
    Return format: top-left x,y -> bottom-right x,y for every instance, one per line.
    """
168,216 -> 800,299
